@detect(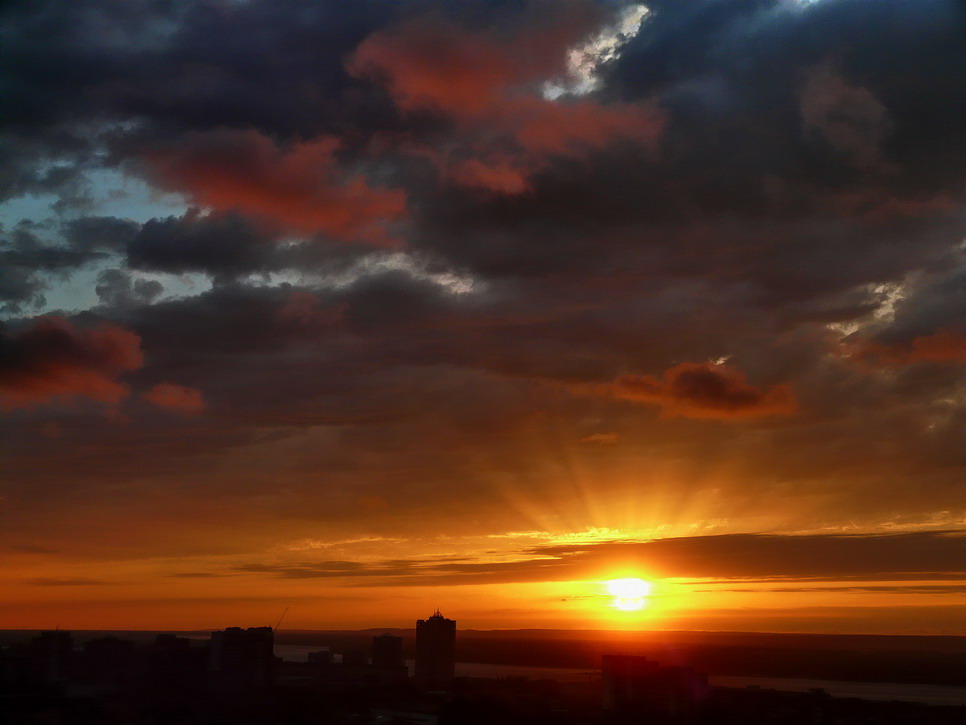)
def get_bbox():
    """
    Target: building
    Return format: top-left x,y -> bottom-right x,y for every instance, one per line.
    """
372,633 -> 404,669
415,610 -> 456,681
149,634 -> 207,694
307,650 -> 333,665
29,630 -> 74,684
209,626 -> 275,691
81,636 -> 136,684
602,654 -> 709,722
